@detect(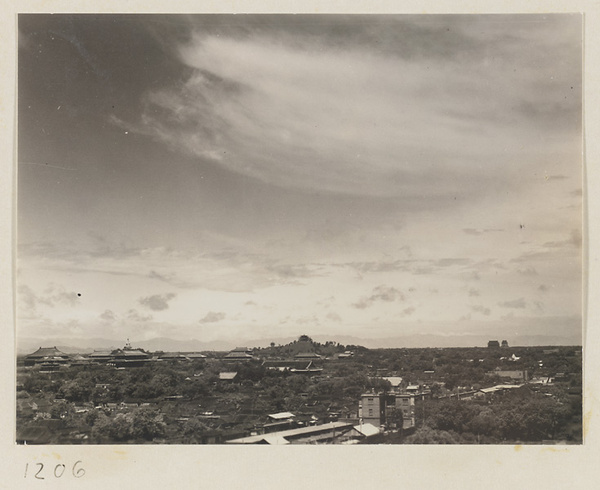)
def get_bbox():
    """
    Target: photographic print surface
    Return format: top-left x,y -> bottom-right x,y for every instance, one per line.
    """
16,14 -> 583,445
